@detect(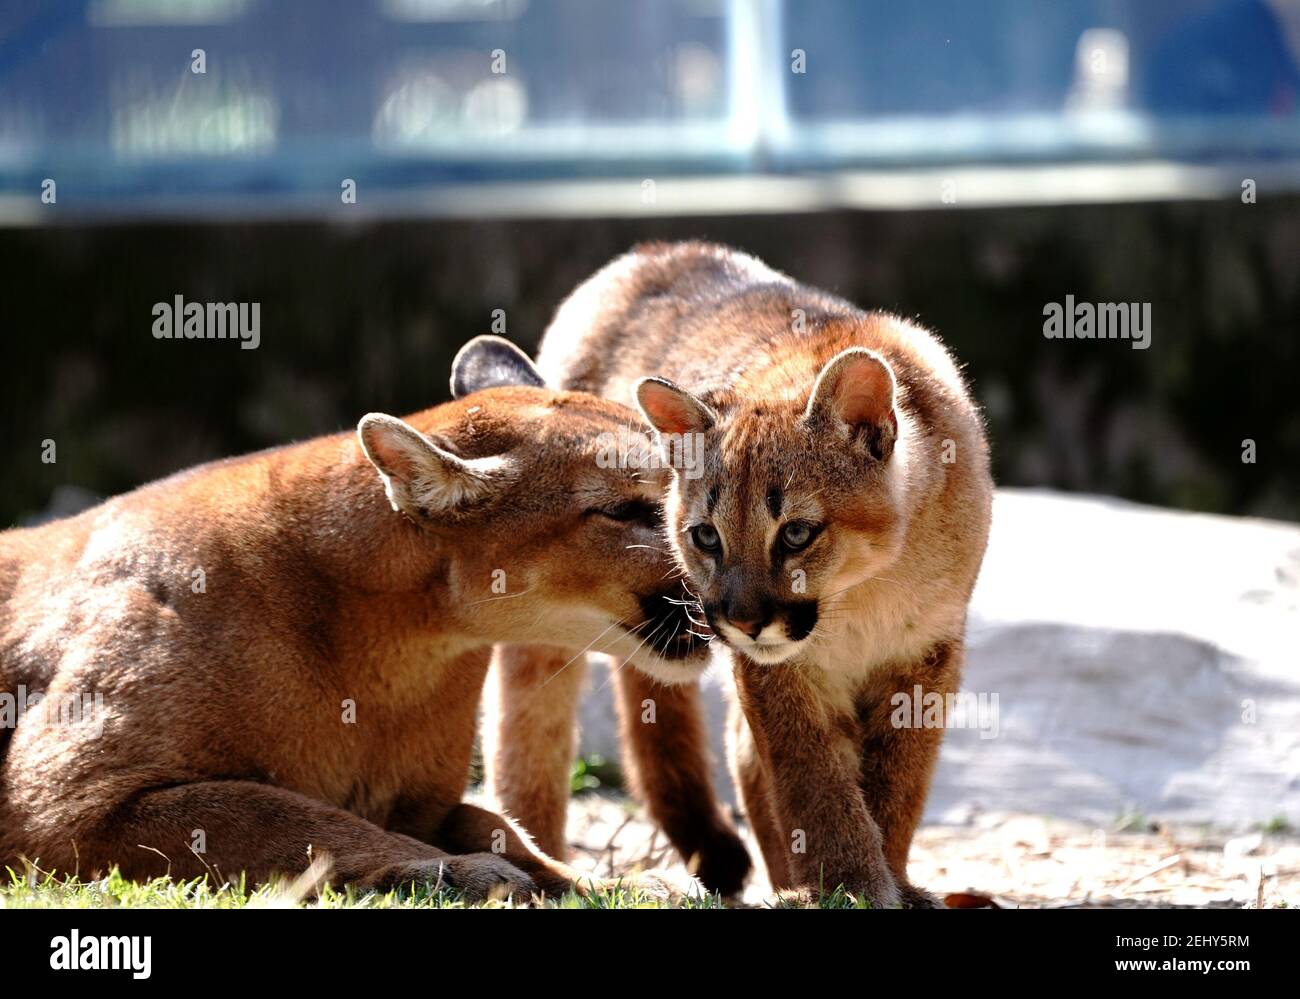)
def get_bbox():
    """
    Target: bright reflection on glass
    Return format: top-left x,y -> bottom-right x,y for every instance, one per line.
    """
374,61 -> 529,149
382,0 -> 529,22
1069,28 -> 1132,111
89,0 -> 252,27
110,68 -> 277,159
